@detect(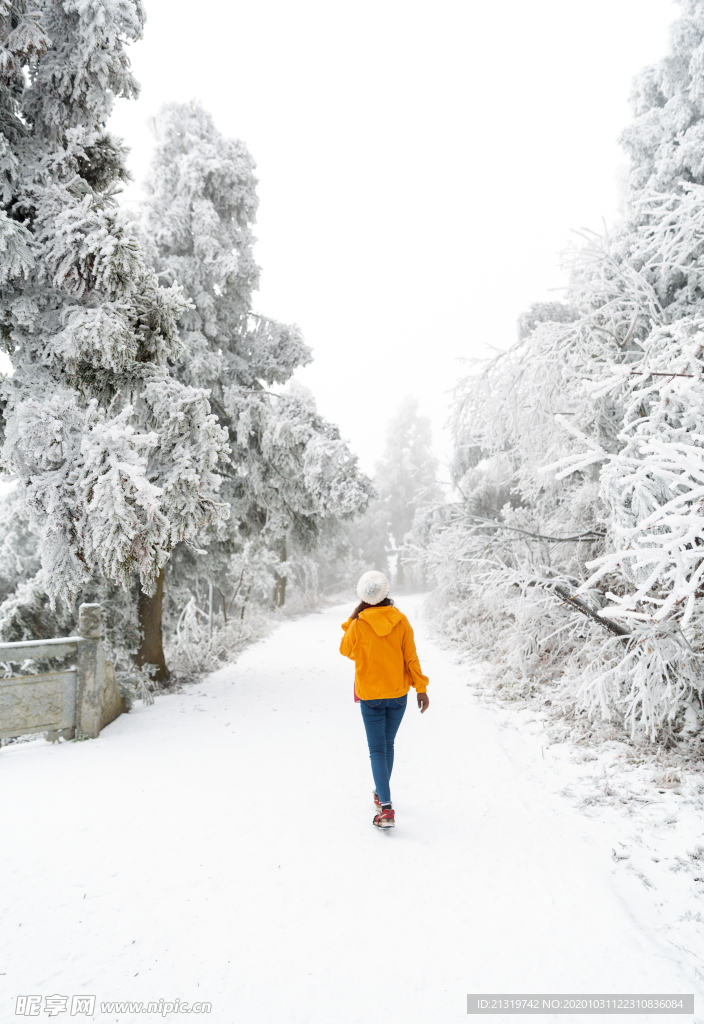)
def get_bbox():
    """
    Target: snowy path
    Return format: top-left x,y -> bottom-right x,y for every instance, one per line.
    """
2,598 -> 701,1024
